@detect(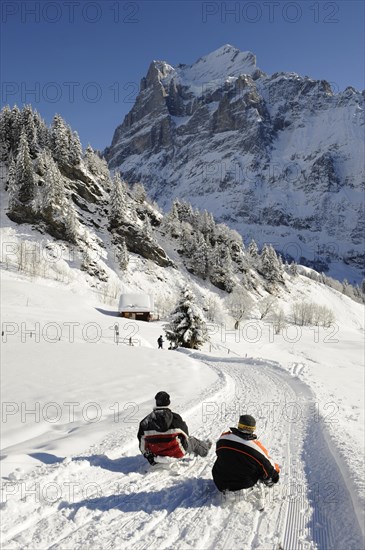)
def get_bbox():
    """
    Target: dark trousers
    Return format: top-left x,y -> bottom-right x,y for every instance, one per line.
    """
187,436 -> 210,457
